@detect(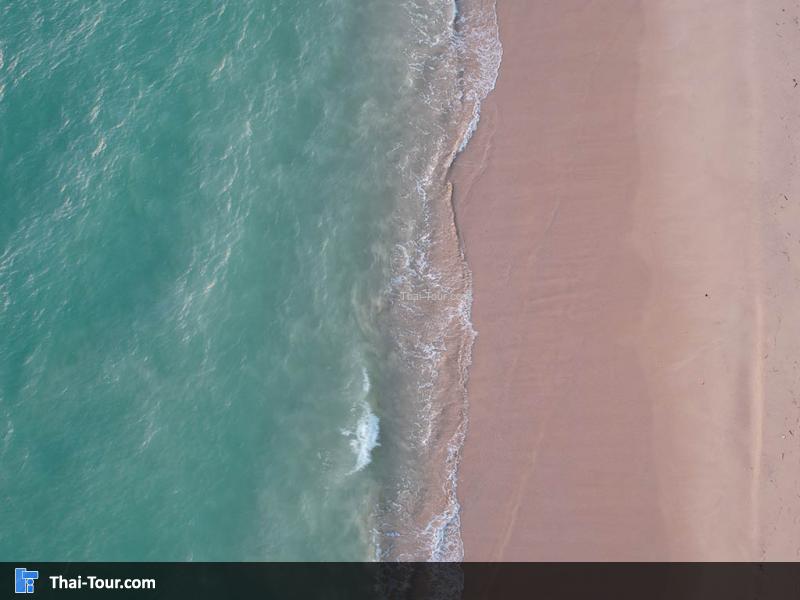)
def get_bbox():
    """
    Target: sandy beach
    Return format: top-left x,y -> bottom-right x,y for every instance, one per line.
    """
453,0 -> 800,560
